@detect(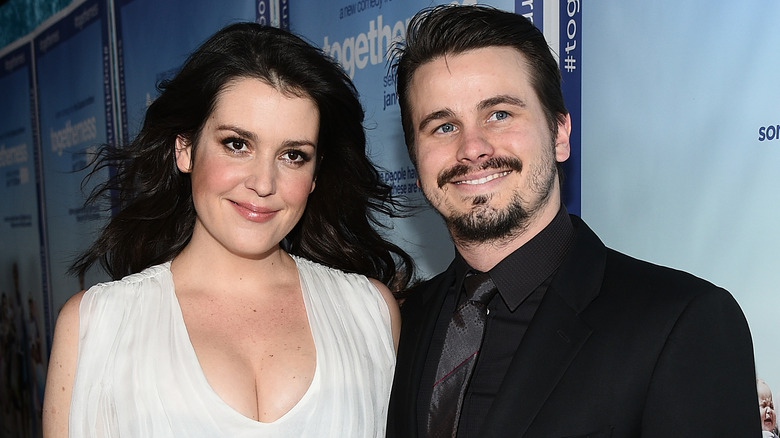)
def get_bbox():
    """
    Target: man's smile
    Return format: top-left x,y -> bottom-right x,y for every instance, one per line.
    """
454,170 -> 511,185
